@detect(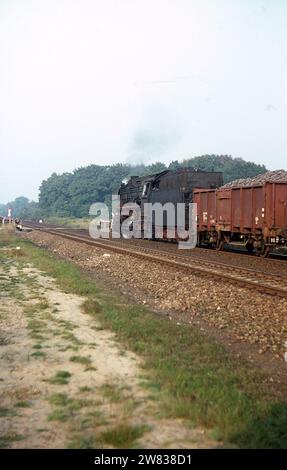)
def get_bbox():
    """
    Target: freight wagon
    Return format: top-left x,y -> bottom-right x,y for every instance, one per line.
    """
194,181 -> 287,256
